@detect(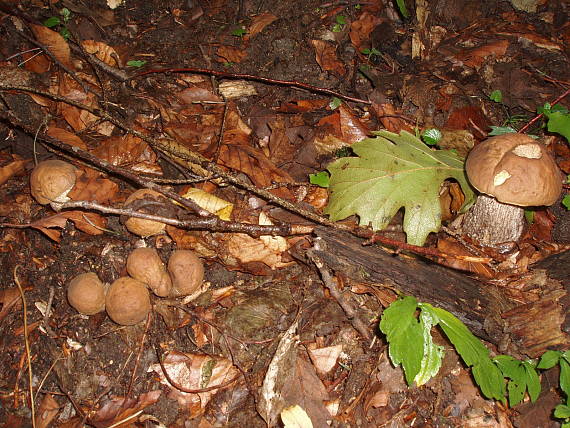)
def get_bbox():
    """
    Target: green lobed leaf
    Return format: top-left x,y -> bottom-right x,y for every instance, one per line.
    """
494,355 -> 531,406
379,296 -> 424,385
489,90 -> 503,103
325,130 -> 474,245
414,309 -> 444,386
424,304 -> 505,402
